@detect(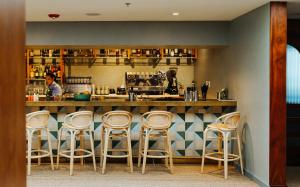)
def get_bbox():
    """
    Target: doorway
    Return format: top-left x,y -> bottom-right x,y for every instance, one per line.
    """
286,3 -> 300,185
